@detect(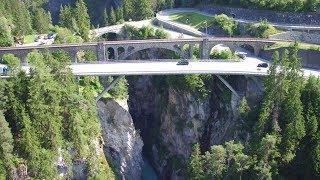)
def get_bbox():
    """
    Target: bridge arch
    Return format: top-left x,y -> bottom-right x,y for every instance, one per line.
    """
119,44 -> 185,60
